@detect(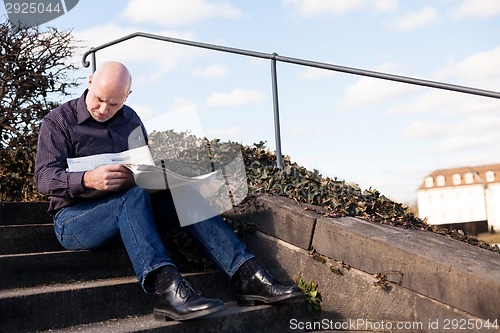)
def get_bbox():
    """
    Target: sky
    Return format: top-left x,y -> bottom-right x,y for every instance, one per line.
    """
2,0 -> 500,207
